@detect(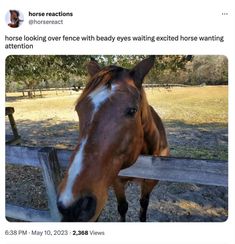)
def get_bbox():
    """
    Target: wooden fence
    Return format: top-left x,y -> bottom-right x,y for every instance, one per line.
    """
5,107 -> 21,145
143,83 -> 190,88
8,84 -> 194,98
6,145 -> 228,222
20,87 -> 83,97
